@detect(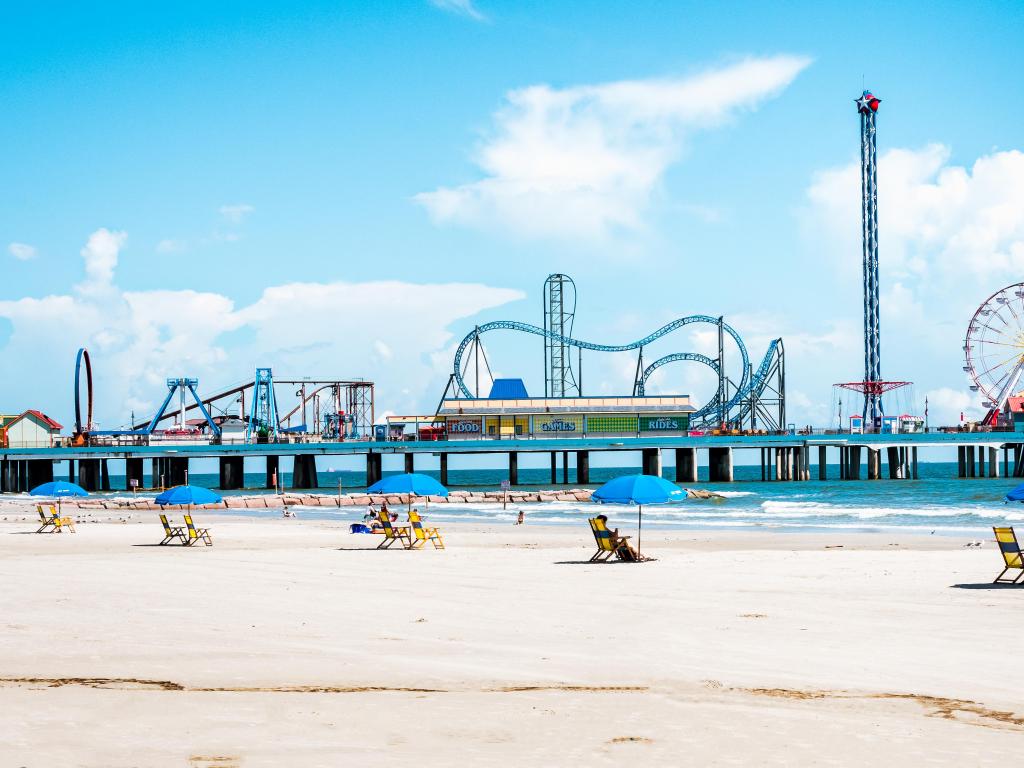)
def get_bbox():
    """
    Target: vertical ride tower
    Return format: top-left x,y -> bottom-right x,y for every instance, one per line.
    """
857,90 -> 882,423
543,274 -> 579,397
